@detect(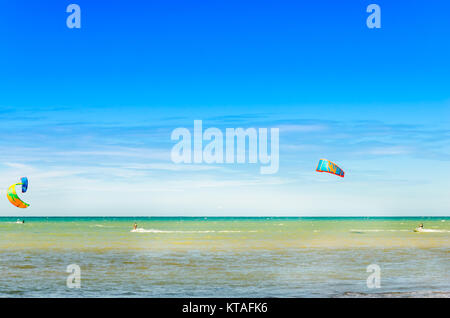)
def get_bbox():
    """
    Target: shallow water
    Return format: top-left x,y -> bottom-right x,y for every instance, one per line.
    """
0,217 -> 448,297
